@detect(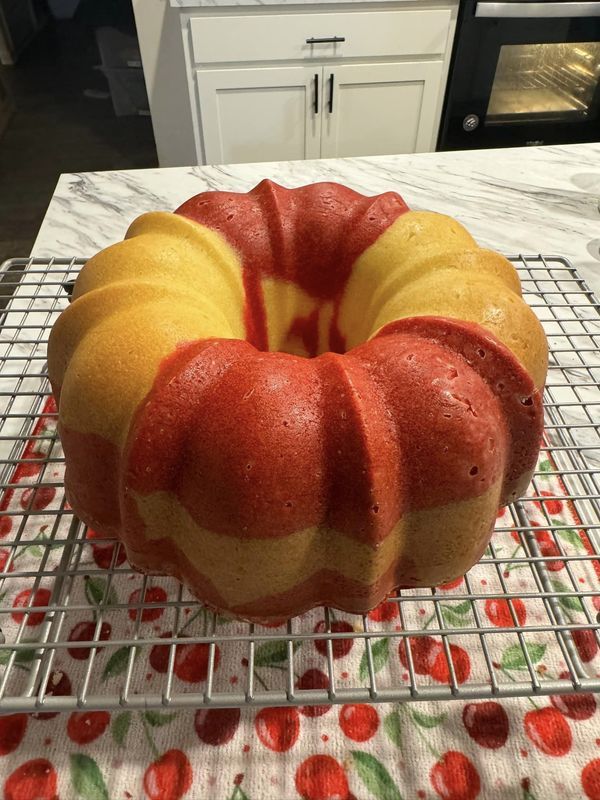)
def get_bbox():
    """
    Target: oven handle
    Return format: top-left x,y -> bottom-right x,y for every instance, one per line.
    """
475,1 -> 600,18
